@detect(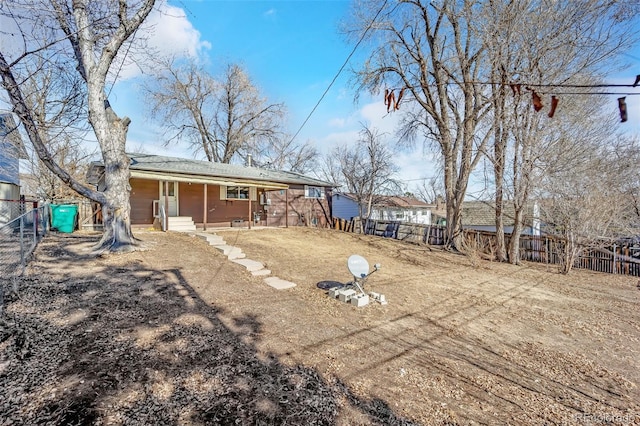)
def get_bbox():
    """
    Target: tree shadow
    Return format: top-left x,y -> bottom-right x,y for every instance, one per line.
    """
0,234 -> 421,425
